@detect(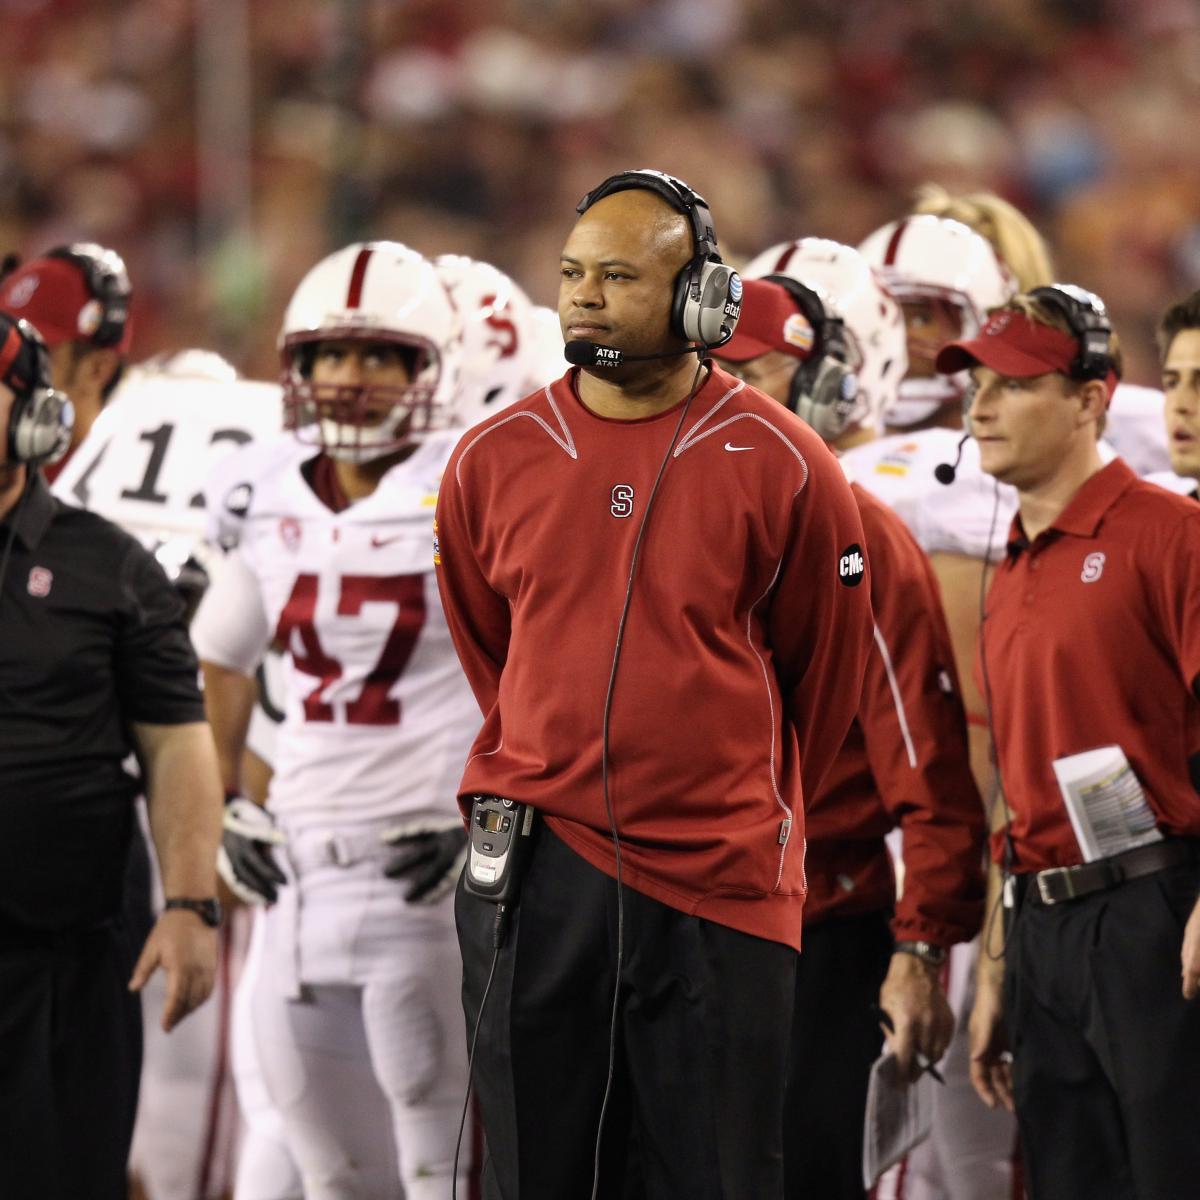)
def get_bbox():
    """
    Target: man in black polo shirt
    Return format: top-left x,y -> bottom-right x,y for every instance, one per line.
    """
0,314 -> 225,1200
